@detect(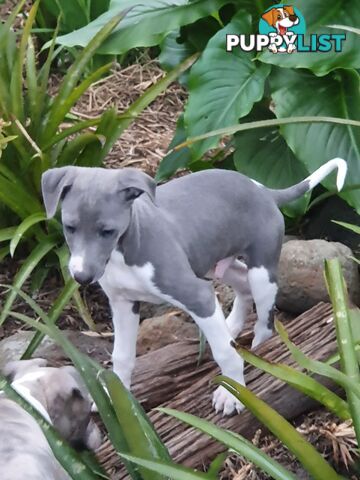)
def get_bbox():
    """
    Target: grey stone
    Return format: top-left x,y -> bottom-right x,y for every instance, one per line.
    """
0,330 -> 113,370
137,313 -> 198,355
277,239 -> 360,314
